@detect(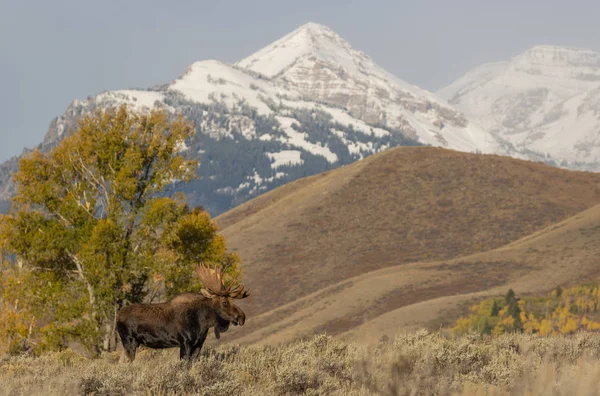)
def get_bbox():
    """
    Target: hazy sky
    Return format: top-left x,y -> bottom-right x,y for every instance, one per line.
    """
1,0 -> 599,162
